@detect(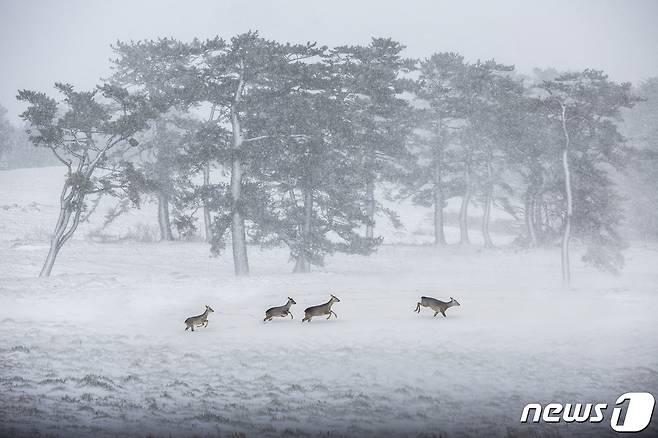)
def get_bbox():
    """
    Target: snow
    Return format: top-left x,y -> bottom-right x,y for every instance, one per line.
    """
1,167 -> 657,437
